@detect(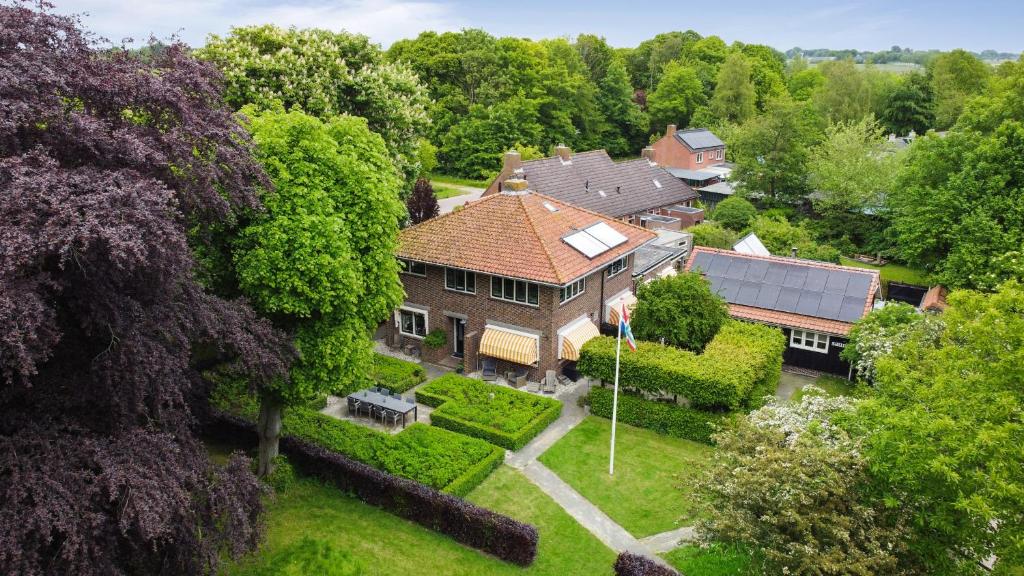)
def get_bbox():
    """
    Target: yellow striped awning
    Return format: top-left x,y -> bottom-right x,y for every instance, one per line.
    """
559,319 -> 601,361
606,292 -> 638,325
479,326 -> 539,366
